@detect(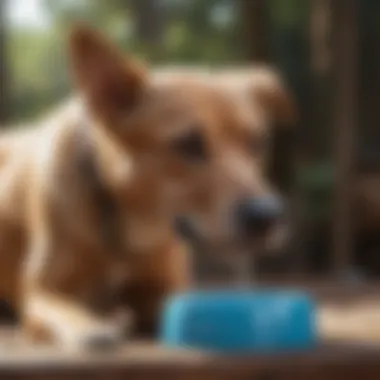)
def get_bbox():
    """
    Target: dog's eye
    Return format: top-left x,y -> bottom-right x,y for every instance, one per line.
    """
171,131 -> 207,161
